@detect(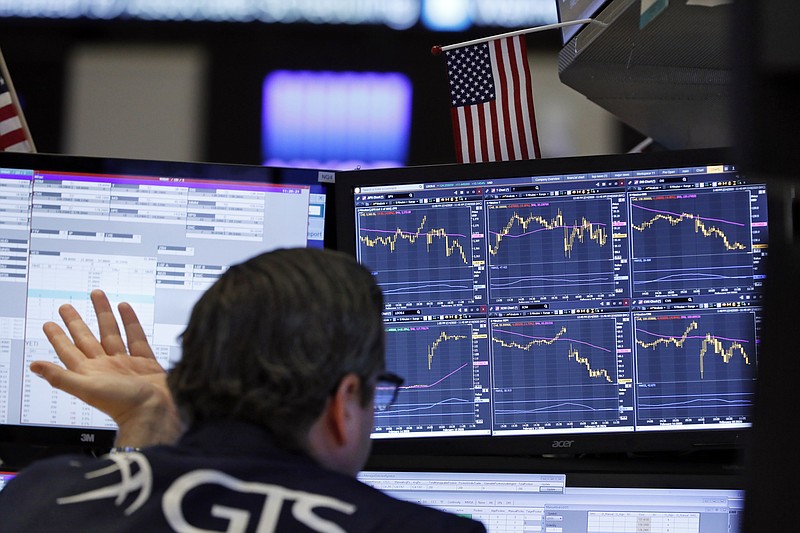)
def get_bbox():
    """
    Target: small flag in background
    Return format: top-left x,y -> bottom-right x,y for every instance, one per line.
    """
443,34 -> 540,163
0,49 -> 35,152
